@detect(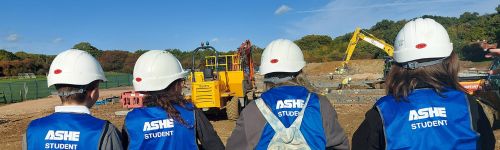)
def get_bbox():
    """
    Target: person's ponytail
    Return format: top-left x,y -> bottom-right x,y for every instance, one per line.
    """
145,79 -> 193,126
